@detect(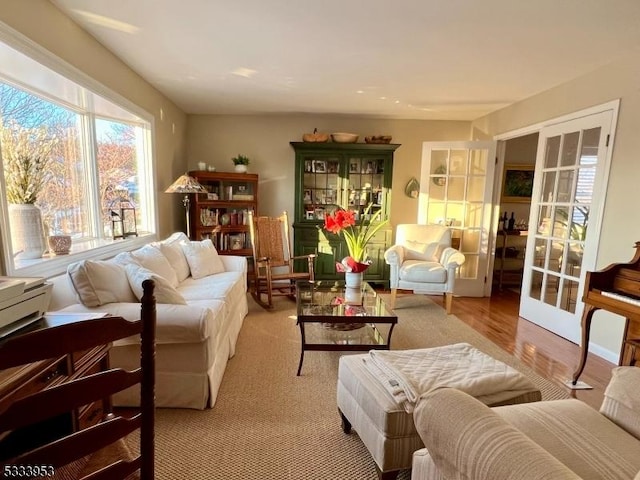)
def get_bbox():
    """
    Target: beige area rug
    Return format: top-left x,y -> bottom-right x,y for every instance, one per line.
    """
151,294 -> 569,480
